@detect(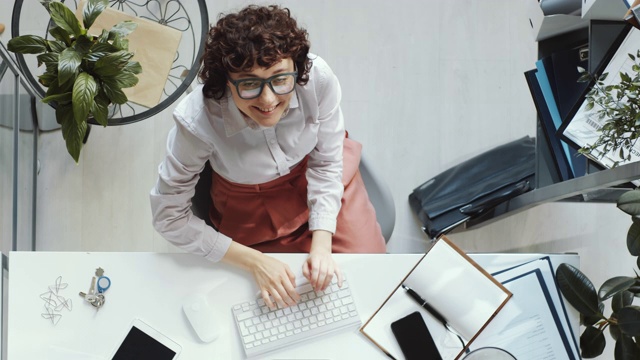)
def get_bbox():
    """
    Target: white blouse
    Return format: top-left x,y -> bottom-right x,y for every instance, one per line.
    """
150,55 -> 345,262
